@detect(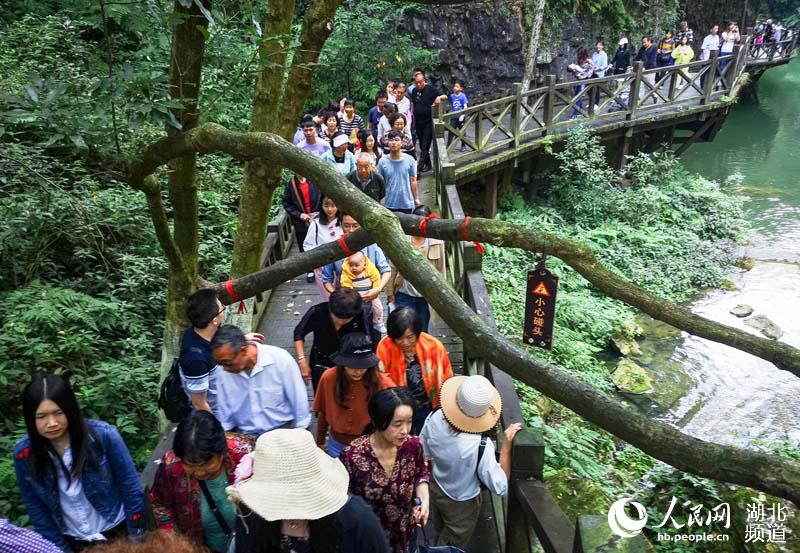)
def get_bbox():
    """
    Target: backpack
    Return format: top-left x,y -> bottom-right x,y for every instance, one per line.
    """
157,347 -> 203,423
